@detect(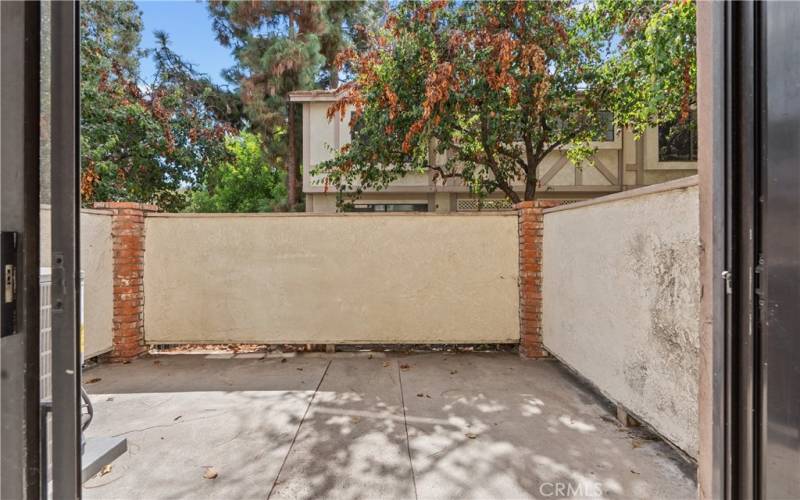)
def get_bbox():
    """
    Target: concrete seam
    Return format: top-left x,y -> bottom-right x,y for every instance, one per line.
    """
266,359 -> 332,499
397,361 -> 419,500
